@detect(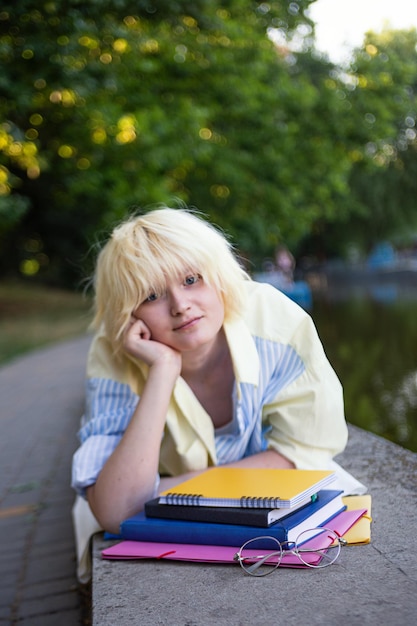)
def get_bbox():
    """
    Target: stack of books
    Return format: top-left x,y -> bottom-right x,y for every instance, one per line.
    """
118,468 -> 348,548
